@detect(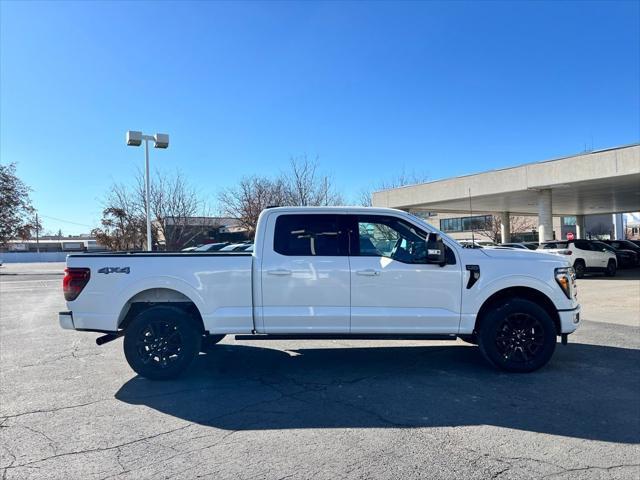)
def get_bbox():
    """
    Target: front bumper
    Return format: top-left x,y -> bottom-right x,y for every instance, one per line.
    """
59,311 -> 75,330
558,305 -> 581,334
